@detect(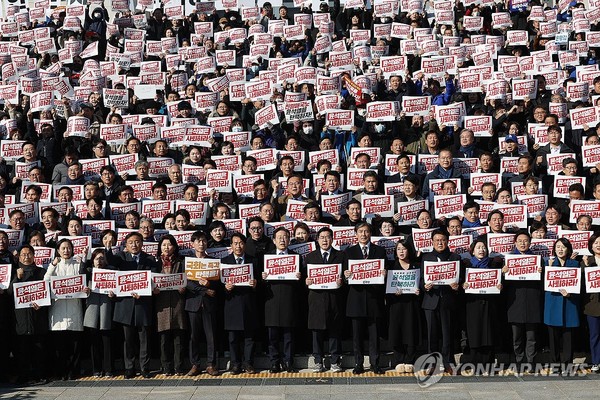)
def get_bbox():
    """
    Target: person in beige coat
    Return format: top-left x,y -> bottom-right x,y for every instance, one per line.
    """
44,238 -> 89,380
